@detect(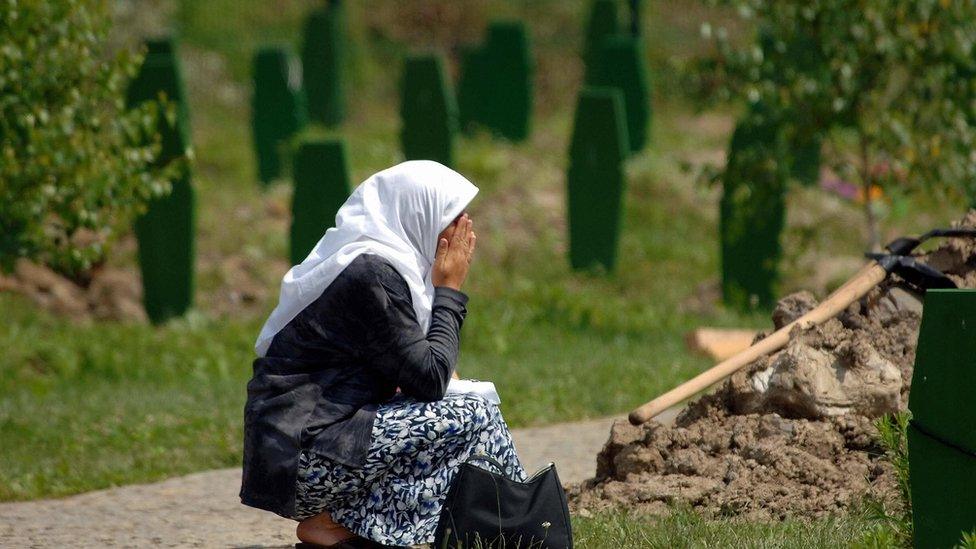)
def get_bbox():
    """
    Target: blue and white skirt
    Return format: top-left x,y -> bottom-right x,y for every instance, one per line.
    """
294,392 -> 527,547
